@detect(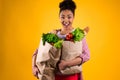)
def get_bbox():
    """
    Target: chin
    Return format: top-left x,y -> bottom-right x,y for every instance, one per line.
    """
62,24 -> 70,28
